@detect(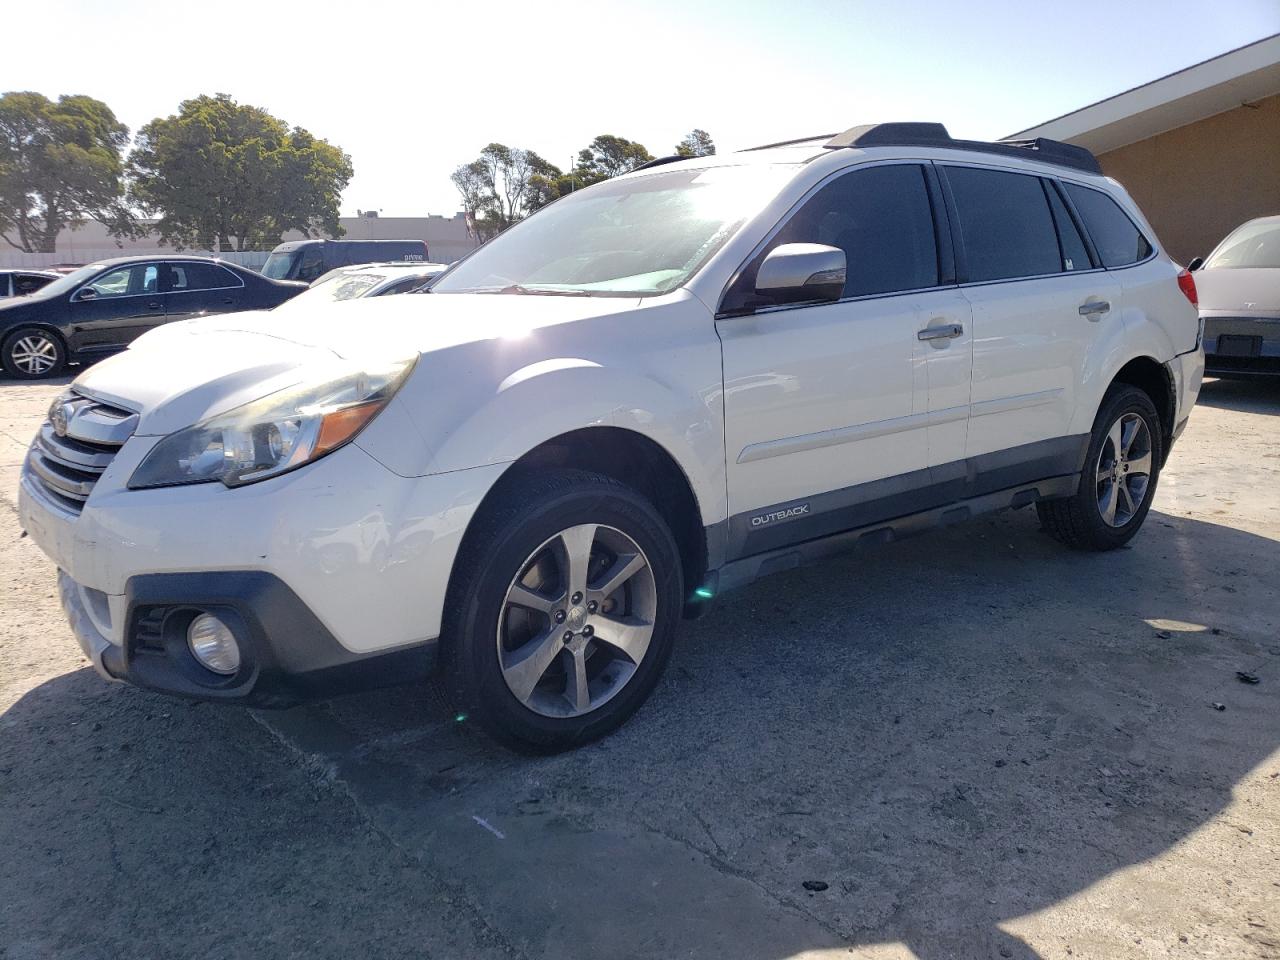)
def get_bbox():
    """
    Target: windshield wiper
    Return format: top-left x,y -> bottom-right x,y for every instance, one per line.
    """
454,284 -> 592,297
